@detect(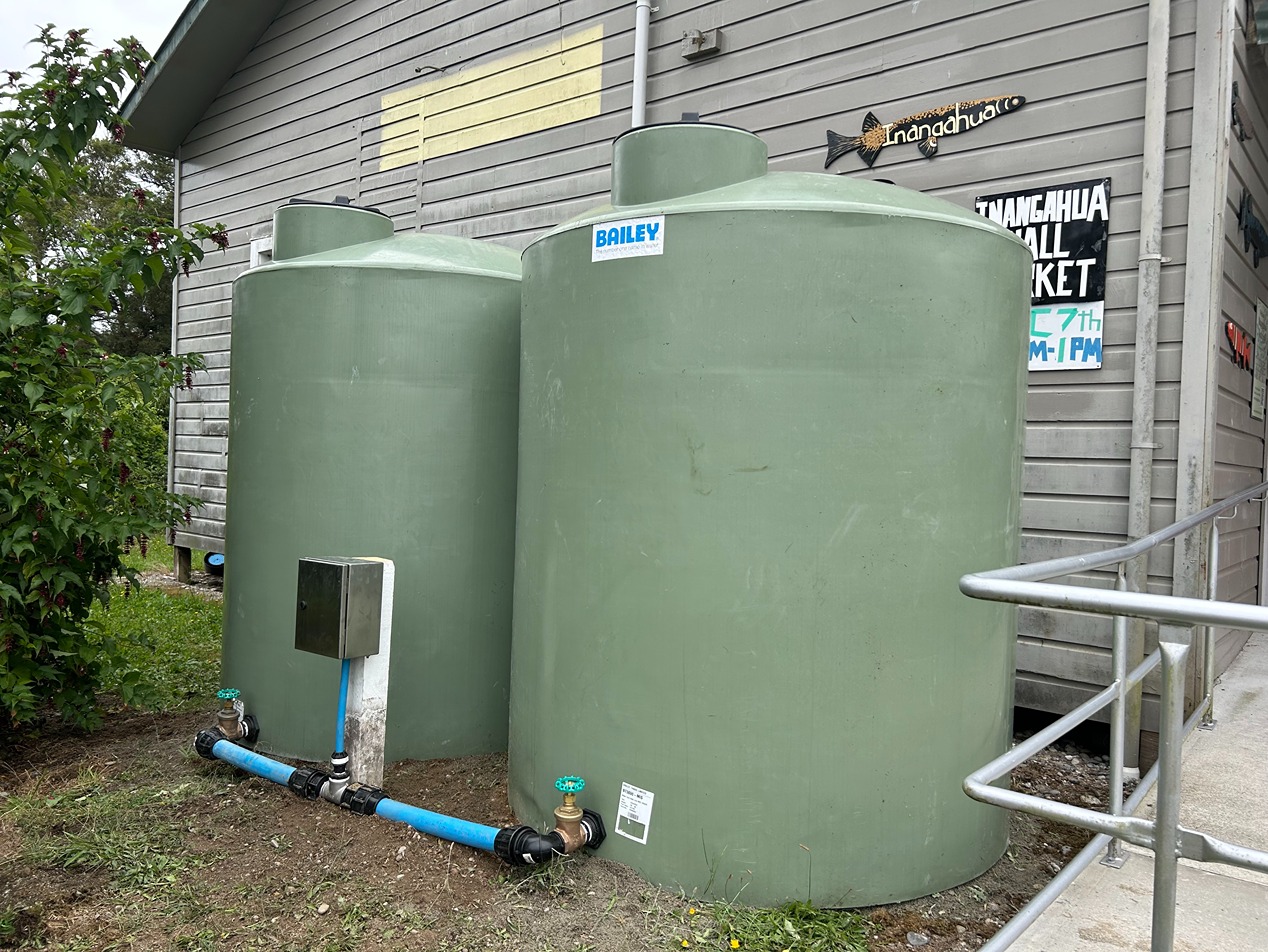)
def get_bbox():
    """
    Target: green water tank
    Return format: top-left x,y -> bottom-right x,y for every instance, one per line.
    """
509,125 -> 1029,907
223,200 -> 521,762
